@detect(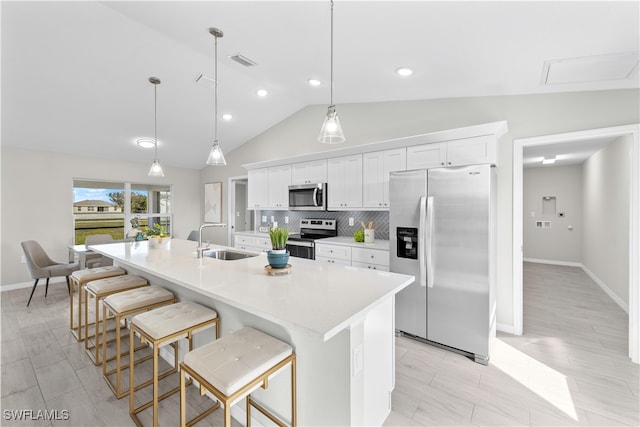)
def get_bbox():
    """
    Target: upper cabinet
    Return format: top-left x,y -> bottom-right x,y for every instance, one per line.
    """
248,168 -> 269,209
407,136 -> 496,170
363,148 -> 407,208
328,154 -> 363,209
291,160 -> 327,185
268,165 -> 291,210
